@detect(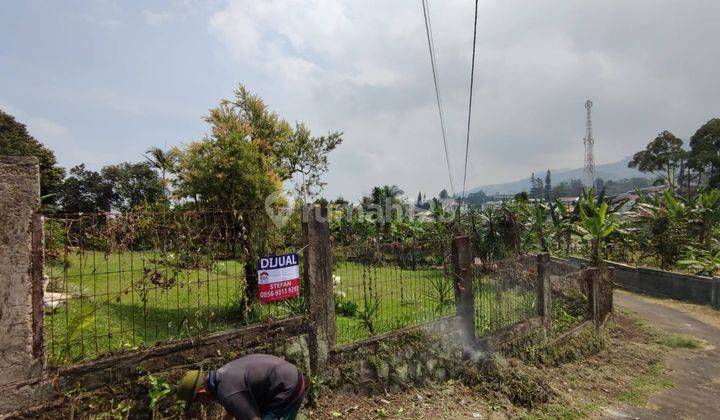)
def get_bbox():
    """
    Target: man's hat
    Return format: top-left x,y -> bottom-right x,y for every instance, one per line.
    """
177,369 -> 204,403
